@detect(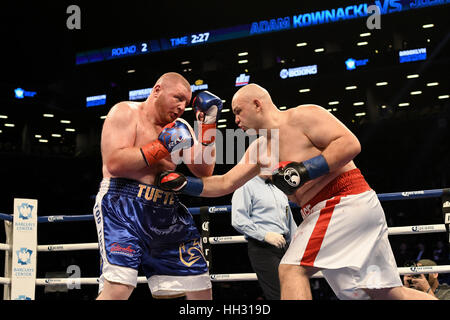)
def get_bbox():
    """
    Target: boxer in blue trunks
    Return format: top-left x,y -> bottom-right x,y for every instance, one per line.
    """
93,72 -> 222,300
